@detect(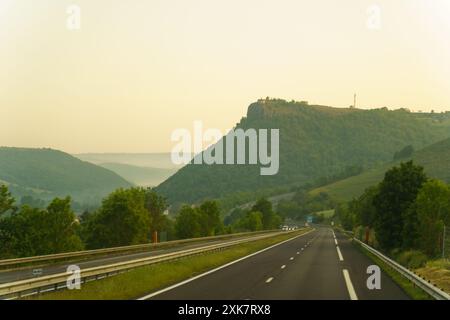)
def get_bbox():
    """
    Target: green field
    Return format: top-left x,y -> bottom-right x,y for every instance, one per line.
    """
28,229 -> 310,300
310,164 -> 391,201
